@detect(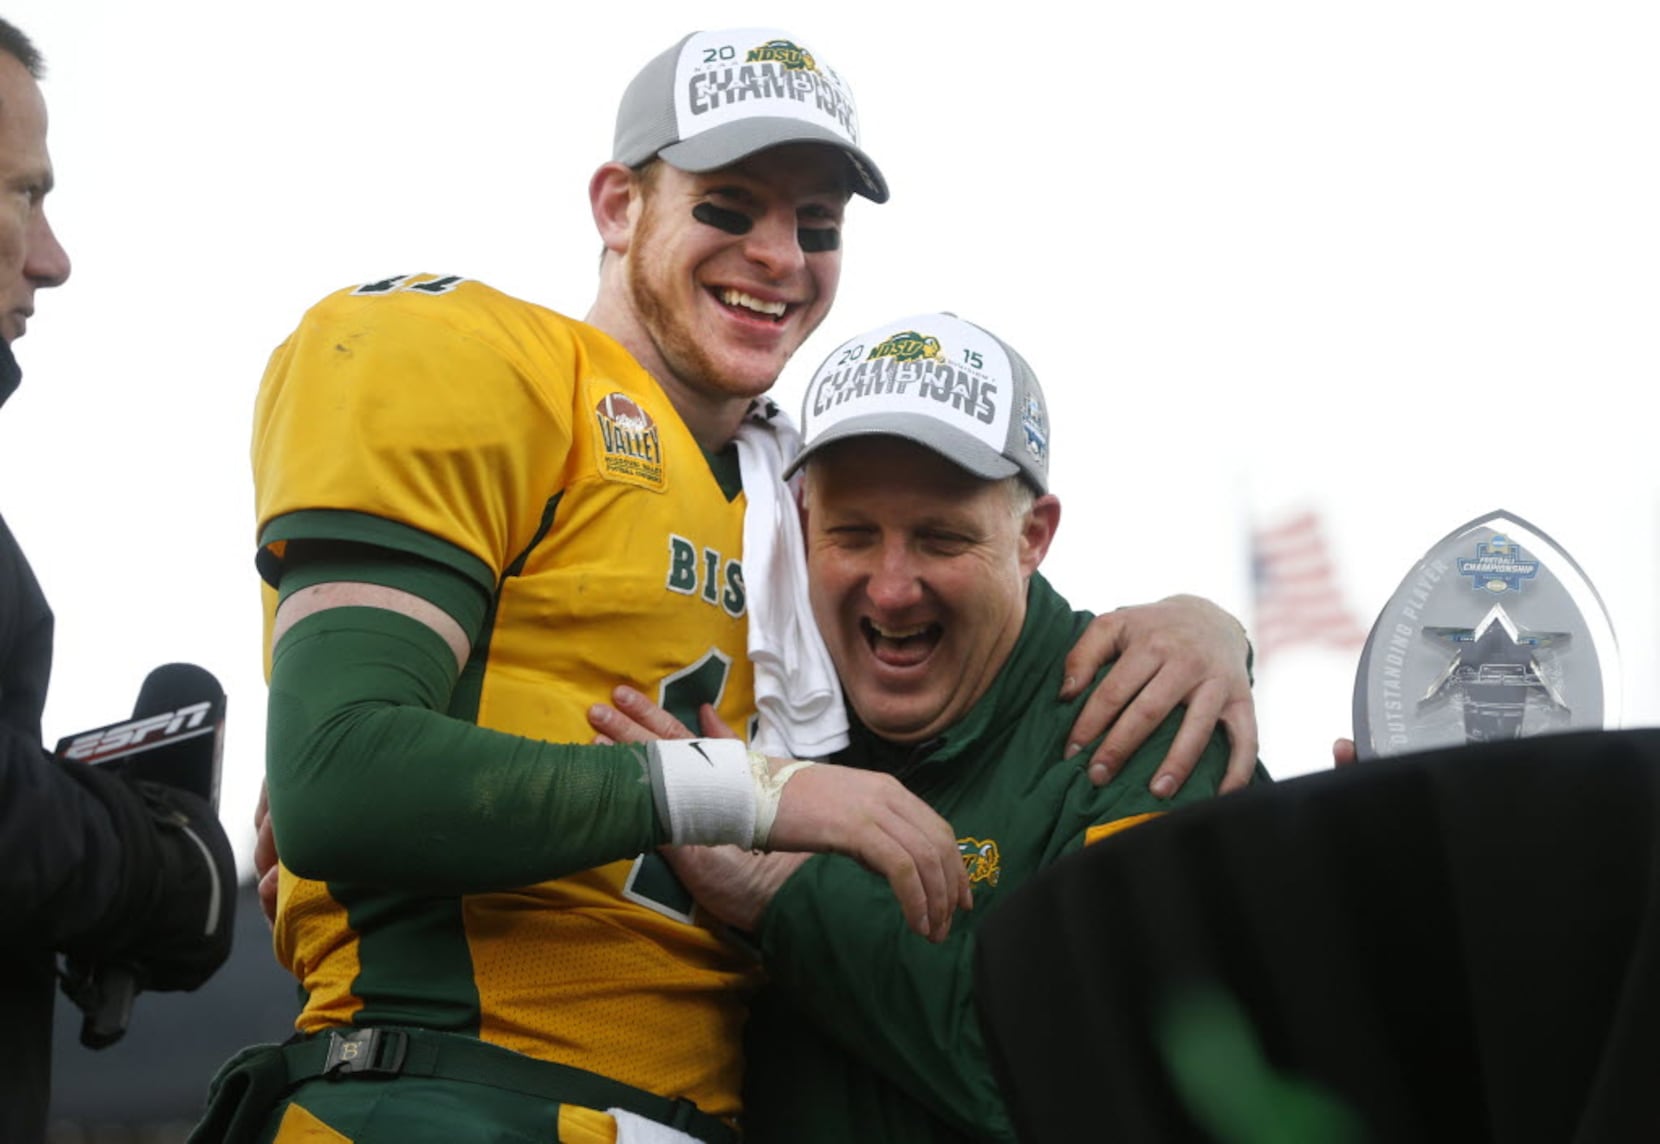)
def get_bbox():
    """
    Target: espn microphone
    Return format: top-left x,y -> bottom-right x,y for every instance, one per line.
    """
54,664 -> 228,1047
55,662 -> 227,810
